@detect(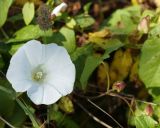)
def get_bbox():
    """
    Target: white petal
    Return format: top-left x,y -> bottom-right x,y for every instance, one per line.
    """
10,80 -> 33,92
27,83 -> 62,105
44,45 -> 74,72
44,45 -> 75,95
41,43 -> 59,63
51,2 -> 67,16
23,40 -> 43,67
46,64 -> 75,95
6,44 -> 33,92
